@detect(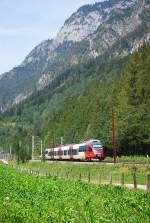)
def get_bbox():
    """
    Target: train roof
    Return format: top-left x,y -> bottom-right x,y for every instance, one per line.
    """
82,139 -> 101,144
45,139 -> 101,150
